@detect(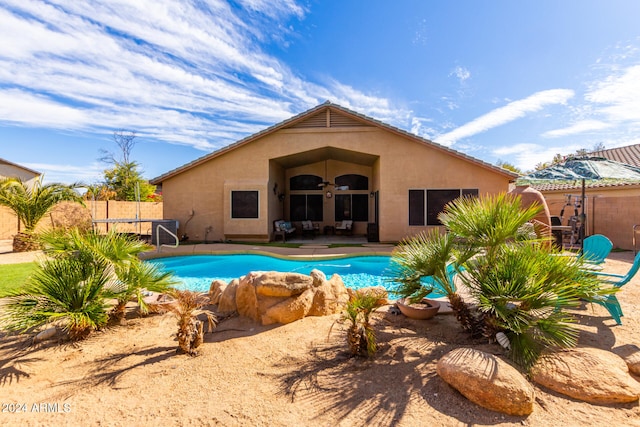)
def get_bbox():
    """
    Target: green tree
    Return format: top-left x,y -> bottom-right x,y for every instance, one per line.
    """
100,130 -> 158,201
495,160 -> 522,175
0,177 -> 83,252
